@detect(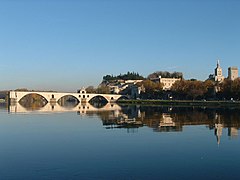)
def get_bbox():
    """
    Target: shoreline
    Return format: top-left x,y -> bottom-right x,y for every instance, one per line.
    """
117,99 -> 240,108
